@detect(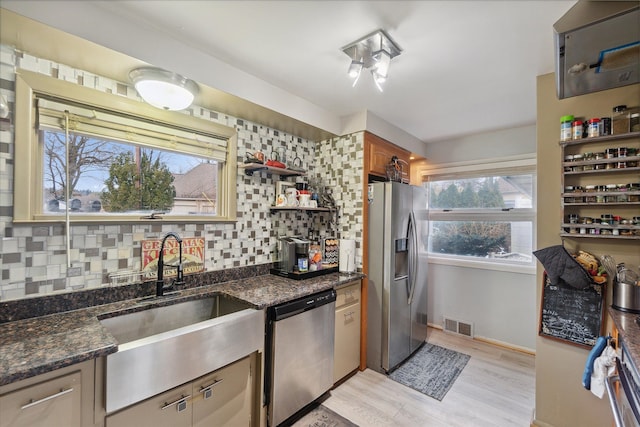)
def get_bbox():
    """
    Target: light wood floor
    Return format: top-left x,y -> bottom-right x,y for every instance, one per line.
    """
317,327 -> 535,427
